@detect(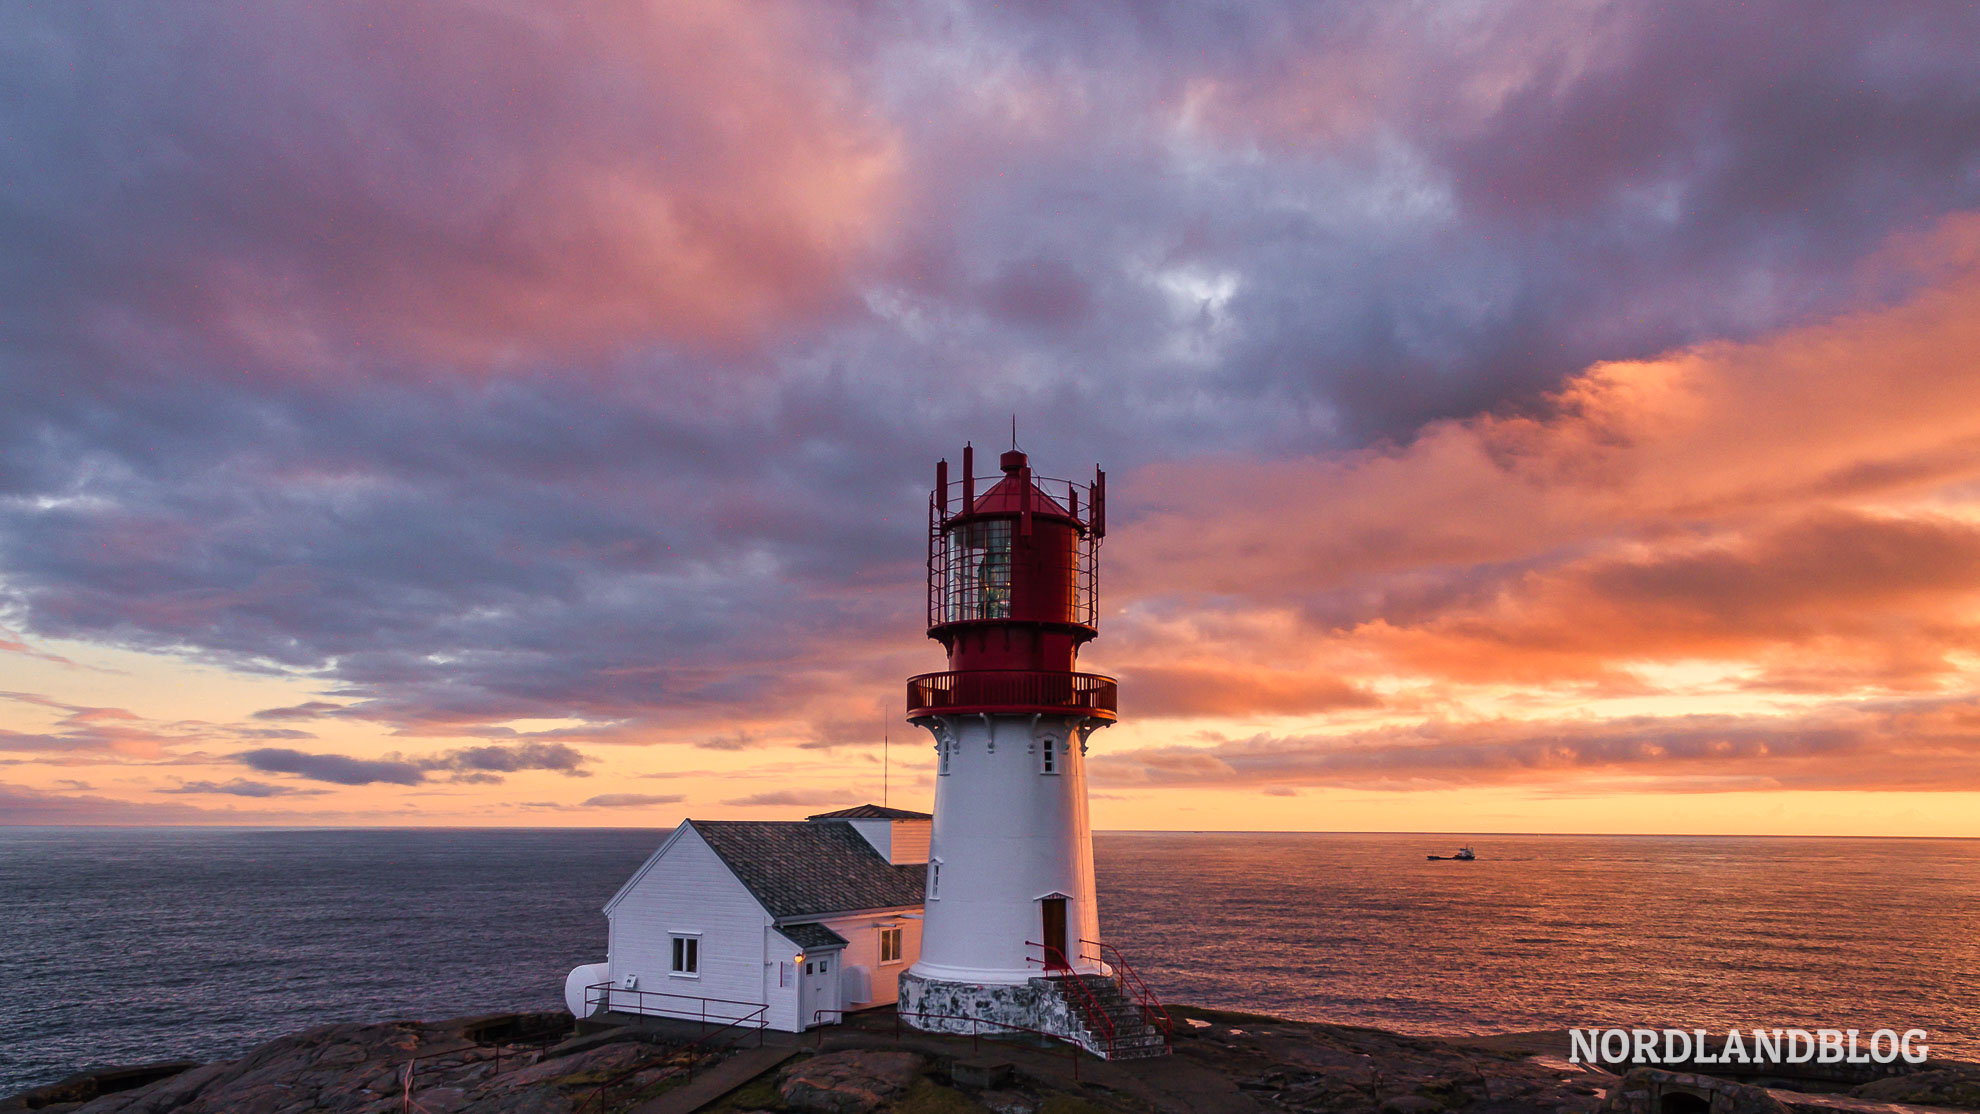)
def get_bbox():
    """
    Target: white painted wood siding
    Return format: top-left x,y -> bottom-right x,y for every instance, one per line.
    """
888,821 -> 931,864
821,911 -> 923,1008
607,825 -> 774,1028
